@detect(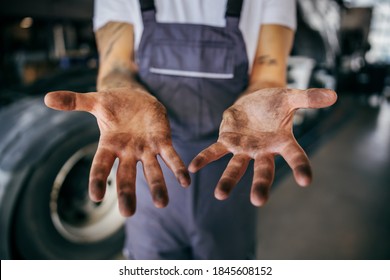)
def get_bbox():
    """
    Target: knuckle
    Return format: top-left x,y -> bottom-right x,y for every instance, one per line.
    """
149,179 -> 165,190
91,166 -> 106,176
258,170 -> 274,181
234,155 -> 248,166
118,181 -> 134,192
252,181 -> 270,191
194,155 -> 206,166
225,167 -> 240,178
136,143 -> 146,154
175,167 -> 187,176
